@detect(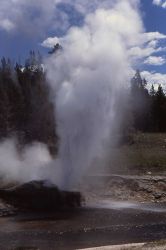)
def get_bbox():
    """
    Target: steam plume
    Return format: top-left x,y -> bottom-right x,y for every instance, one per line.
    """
45,1 -> 143,188
0,138 -> 53,183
